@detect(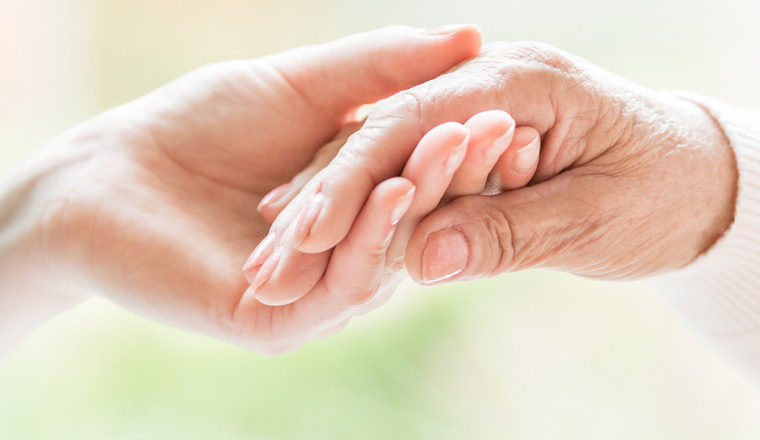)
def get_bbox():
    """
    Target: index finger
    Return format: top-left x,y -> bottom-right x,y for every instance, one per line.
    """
282,80 -> 494,254
282,42 -> 575,254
